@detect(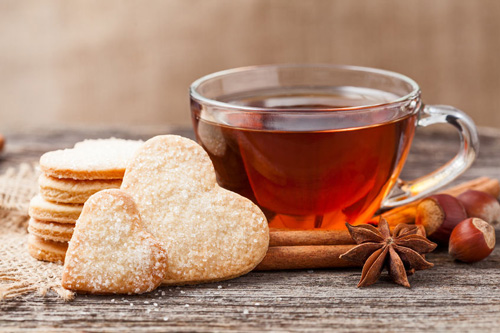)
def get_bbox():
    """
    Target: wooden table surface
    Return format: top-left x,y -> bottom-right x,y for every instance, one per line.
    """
1,125 -> 500,332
